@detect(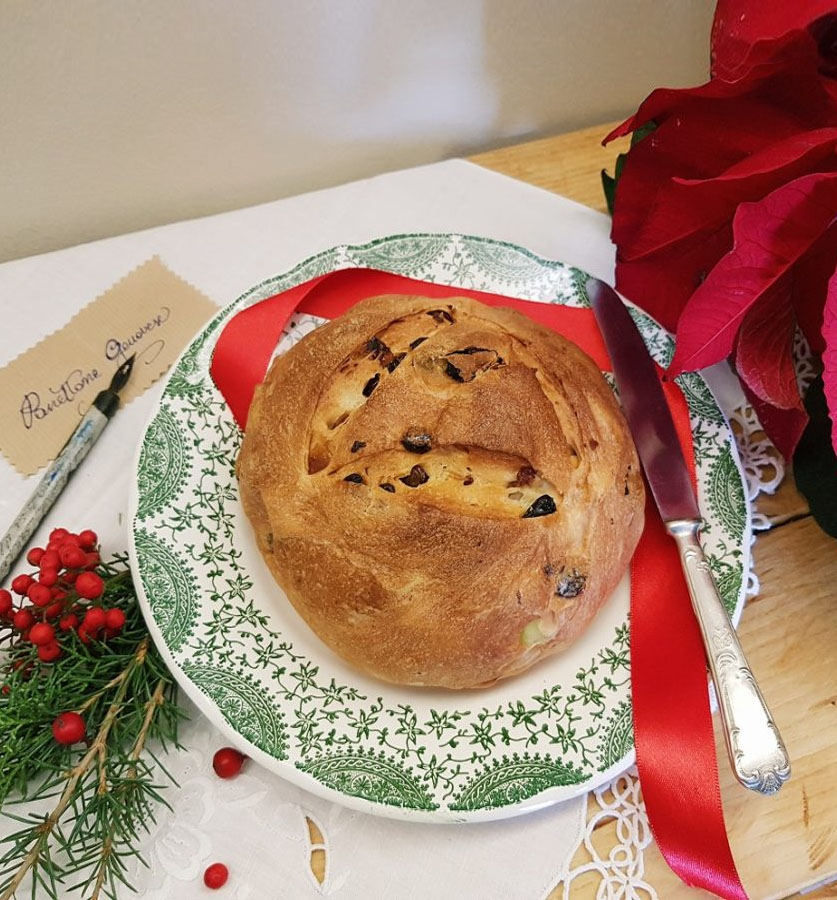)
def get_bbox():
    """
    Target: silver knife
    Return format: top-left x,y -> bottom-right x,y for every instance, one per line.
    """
587,277 -> 790,795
